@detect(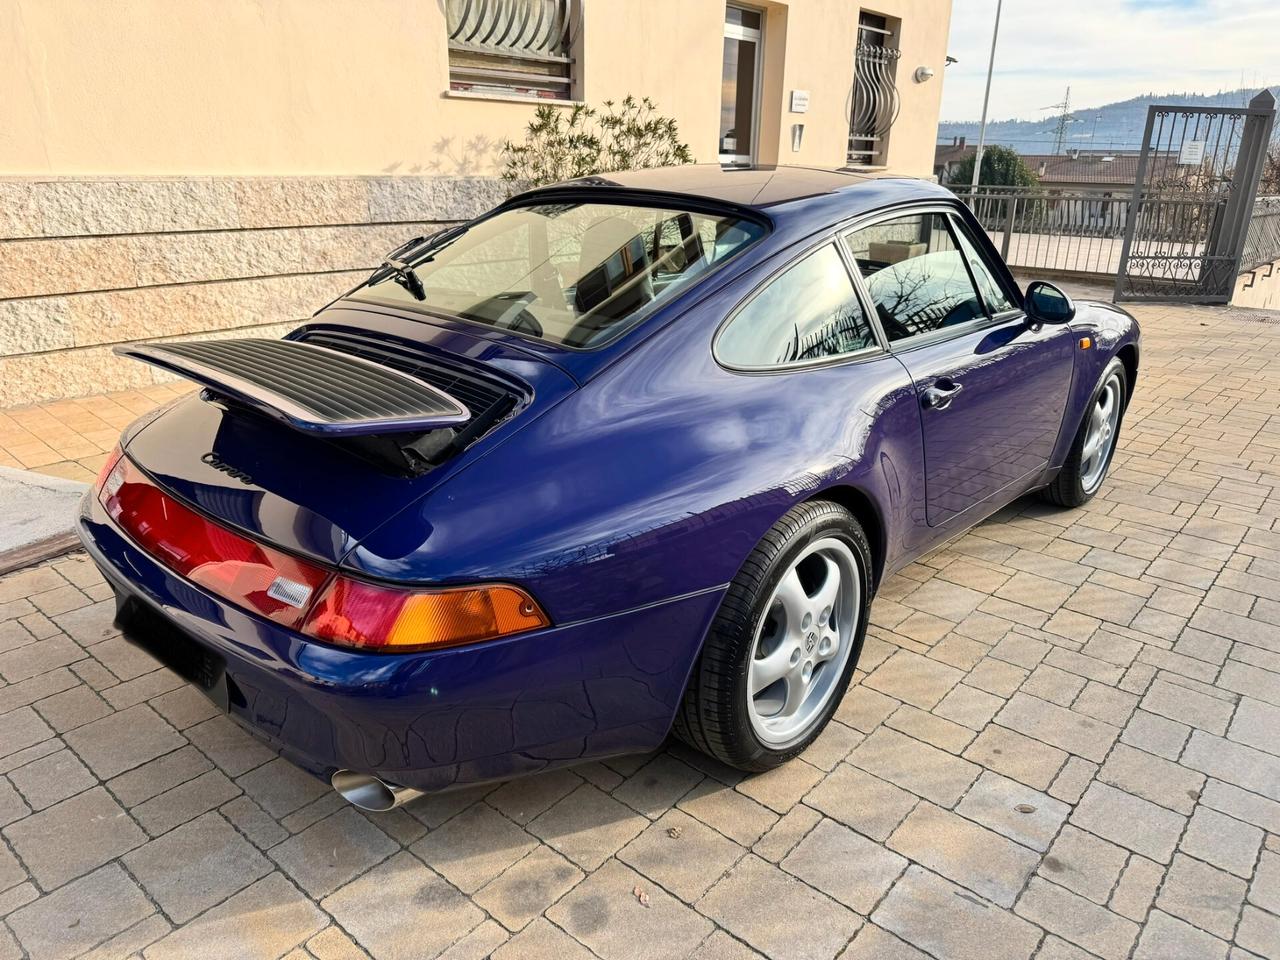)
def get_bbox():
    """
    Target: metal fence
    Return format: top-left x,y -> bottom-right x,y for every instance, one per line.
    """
950,185 -> 1130,277
1241,196 -> 1280,273
950,184 -> 1280,283
1114,94 -> 1274,302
